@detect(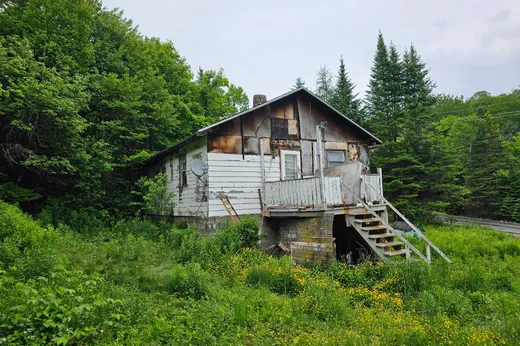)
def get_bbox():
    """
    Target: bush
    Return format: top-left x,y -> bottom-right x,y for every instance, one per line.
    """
0,201 -> 59,275
167,263 -> 211,299
212,216 -> 260,254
